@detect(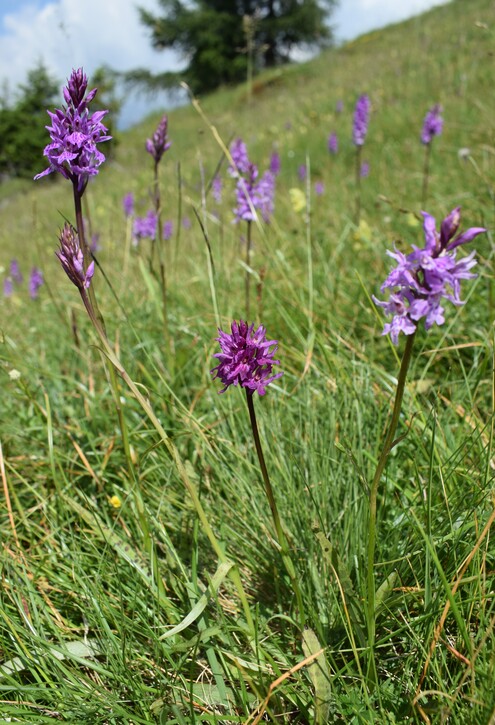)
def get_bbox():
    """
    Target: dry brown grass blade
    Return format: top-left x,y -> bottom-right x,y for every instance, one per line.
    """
0,440 -> 23,560
243,647 -> 325,725
414,501 -> 495,706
